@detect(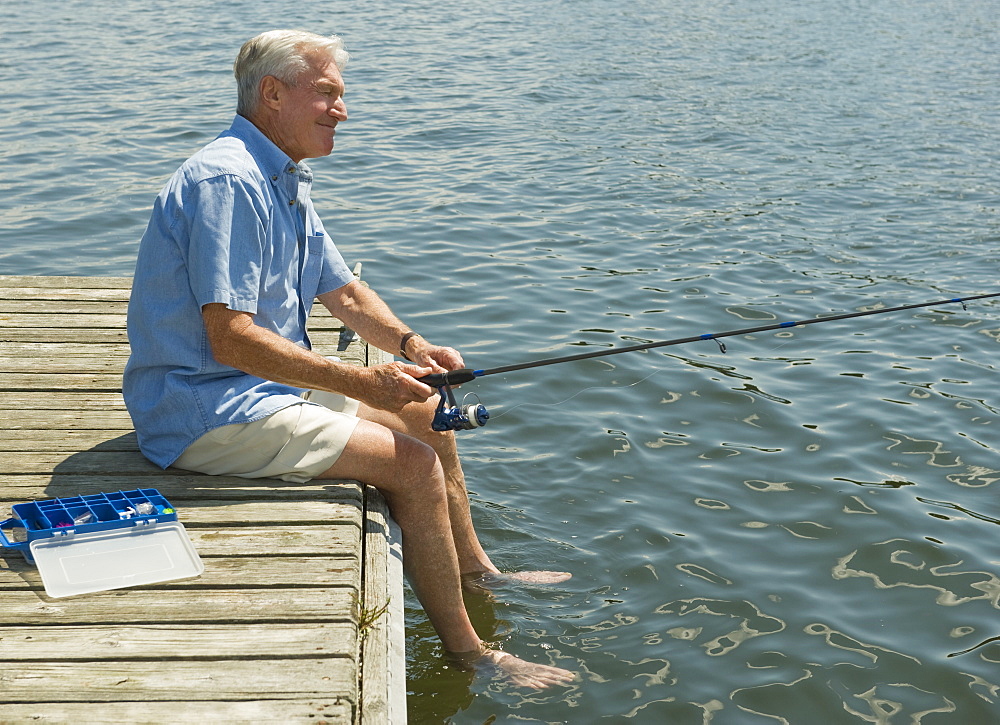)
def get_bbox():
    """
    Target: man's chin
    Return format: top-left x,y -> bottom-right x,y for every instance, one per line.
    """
304,143 -> 335,160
